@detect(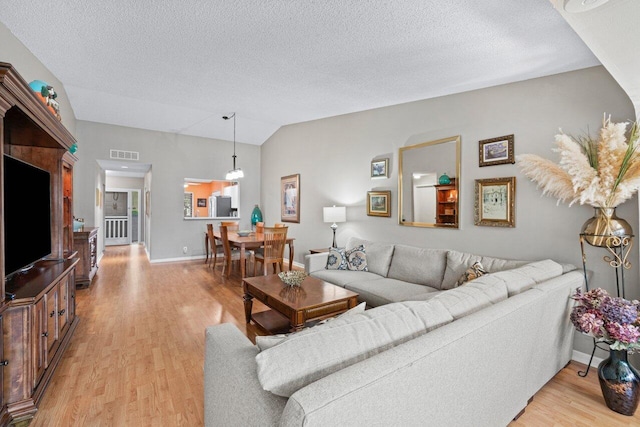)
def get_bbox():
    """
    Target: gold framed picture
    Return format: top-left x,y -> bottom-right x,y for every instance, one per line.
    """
474,177 -> 515,227
367,190 -> 391,217
281,174 -> 300,223
479,134 -> 514,167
